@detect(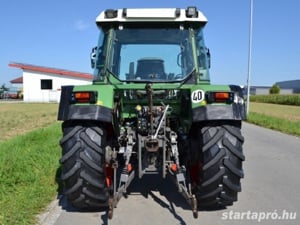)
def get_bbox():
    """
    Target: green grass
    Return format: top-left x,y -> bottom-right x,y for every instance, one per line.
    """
247,112 -> 300,137
249,102 -> 300,122
247,102 -> 300,136
0,122 -> 61,225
